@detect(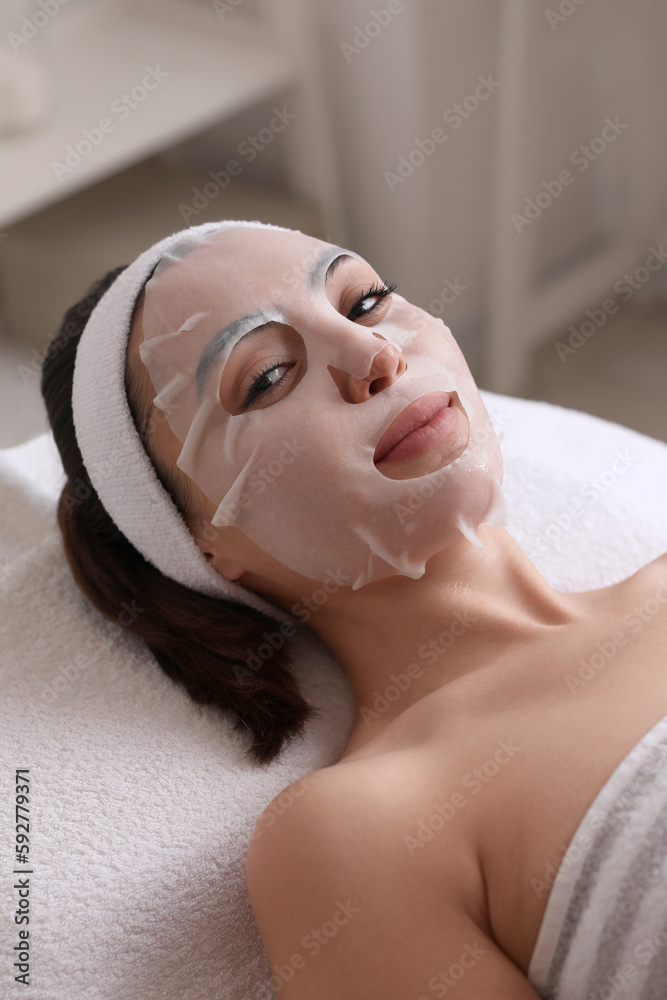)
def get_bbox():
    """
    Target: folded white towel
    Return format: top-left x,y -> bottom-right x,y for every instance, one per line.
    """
0,392 -> 666,999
